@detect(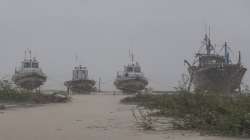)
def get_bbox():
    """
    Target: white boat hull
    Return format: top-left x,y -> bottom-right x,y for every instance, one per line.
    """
114,78 -> 148,94
64,79 -> 96,94
12,72 -> 47,90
